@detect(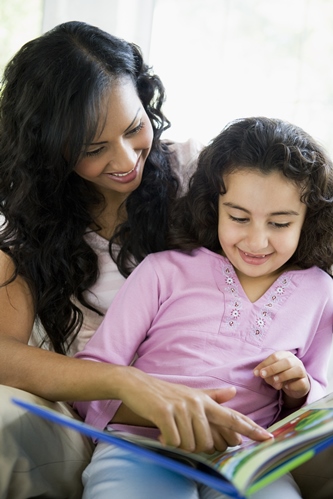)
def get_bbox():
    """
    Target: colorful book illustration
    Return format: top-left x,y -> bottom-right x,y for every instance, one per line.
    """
12,393 -> 333,498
